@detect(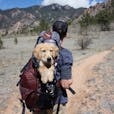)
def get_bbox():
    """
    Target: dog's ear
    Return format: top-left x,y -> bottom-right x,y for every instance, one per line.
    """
52,45 -> 59,59
33,44 -> 42,60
